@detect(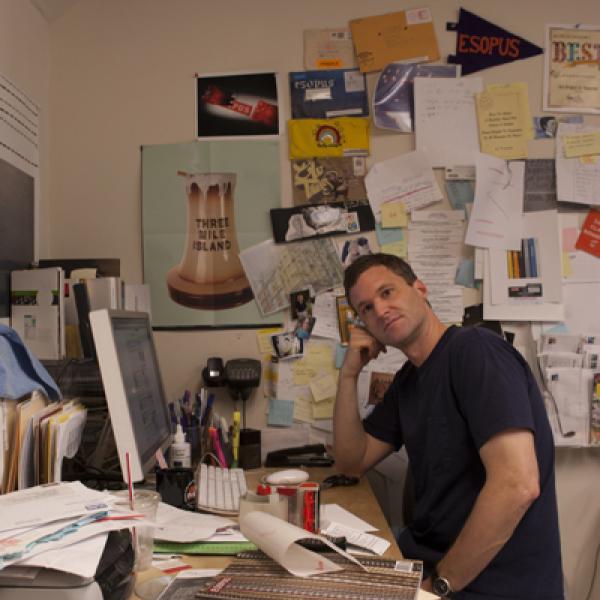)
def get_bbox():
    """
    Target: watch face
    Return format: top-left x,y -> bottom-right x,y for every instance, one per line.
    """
432,576 -> 451,596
